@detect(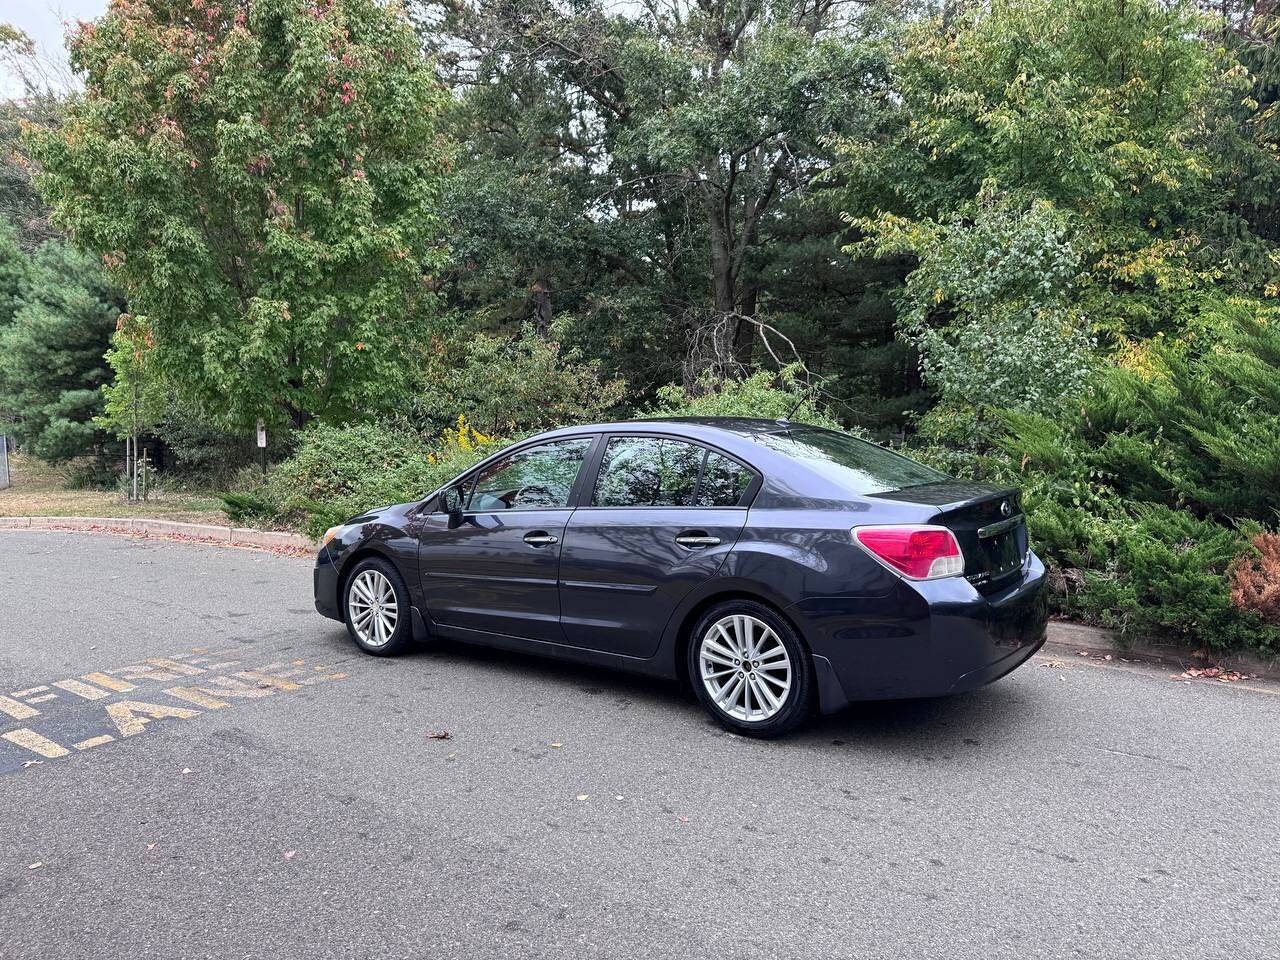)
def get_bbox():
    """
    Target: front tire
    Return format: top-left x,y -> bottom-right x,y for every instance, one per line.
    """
687,600 -> 814,738
343,557 -> 413,656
